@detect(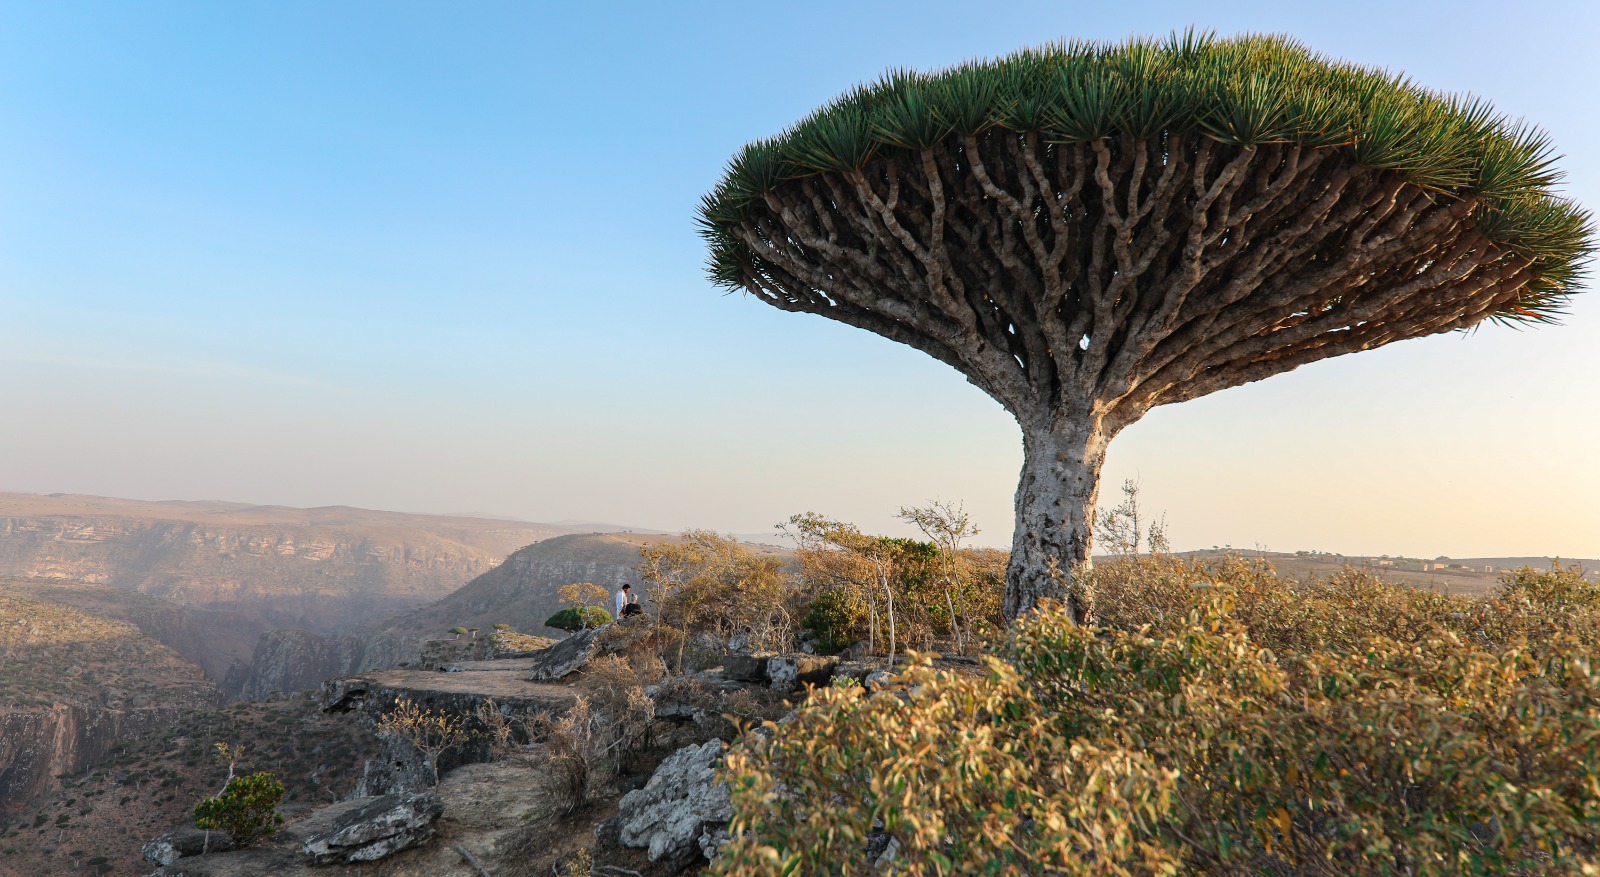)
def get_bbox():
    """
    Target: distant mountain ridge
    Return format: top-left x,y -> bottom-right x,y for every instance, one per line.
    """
0,492 -> 613,635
